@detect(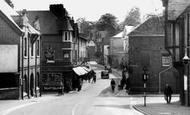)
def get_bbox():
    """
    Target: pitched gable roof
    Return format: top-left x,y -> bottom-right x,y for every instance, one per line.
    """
128,16 -> 164,36
168,0 -> 190,20
27,11 -> 58,34
0,0 -> 23,34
